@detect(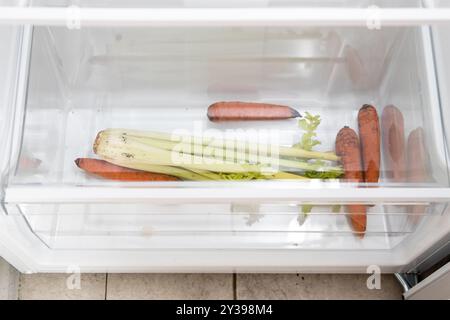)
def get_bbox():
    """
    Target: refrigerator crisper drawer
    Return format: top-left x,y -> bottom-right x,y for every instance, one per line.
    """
2,23 -> 449,251
5,202 -> 448,250
0,3 -> 450,272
